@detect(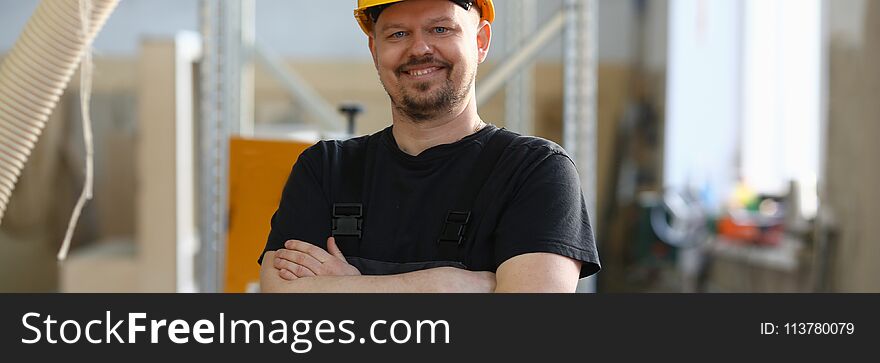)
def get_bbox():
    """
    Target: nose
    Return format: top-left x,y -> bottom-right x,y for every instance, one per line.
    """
407,33 -> 433,58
